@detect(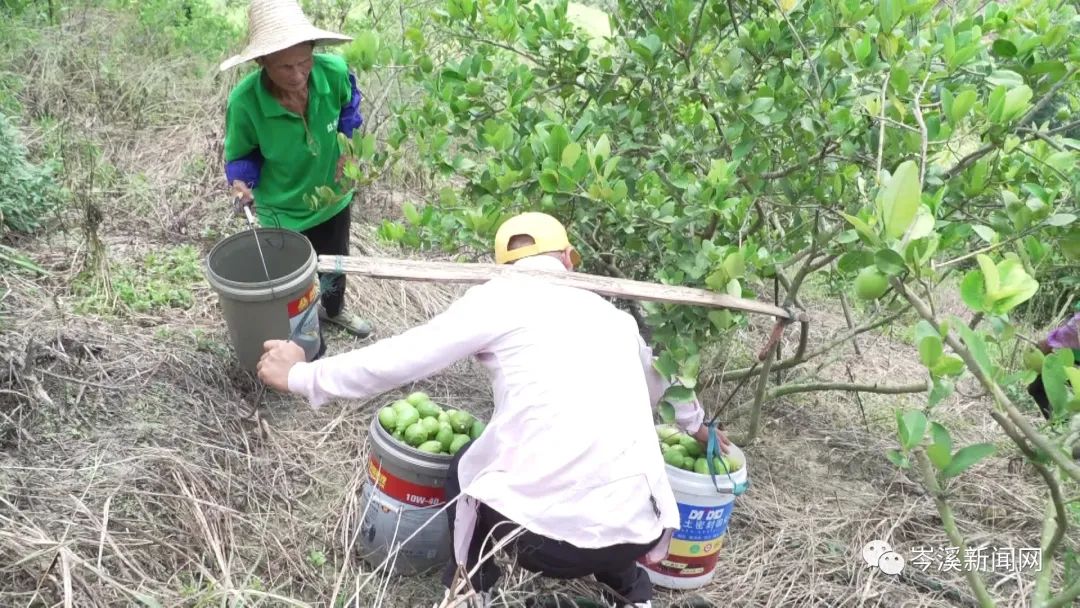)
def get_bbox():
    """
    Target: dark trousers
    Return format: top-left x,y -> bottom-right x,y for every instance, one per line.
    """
442,441 -> 659,604
299,204 -> 351,318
